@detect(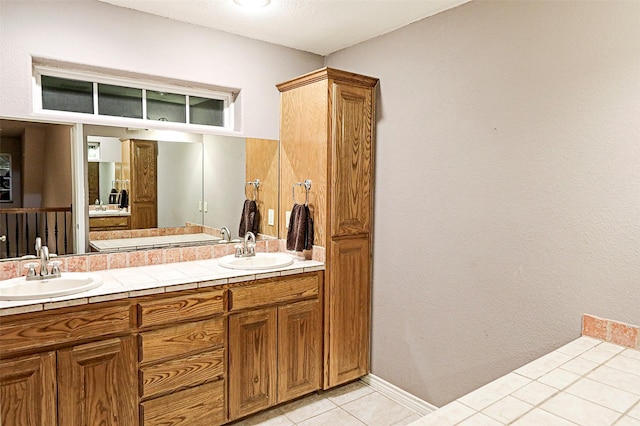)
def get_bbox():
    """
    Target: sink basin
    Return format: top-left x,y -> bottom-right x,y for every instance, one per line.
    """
89,210 -> 125,216
218,253 -> 294,270
0,273 -> 104,301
